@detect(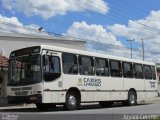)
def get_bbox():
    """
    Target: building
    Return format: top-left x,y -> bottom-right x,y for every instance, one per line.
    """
0,32 -> 86,105
0,32 -> 86,57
